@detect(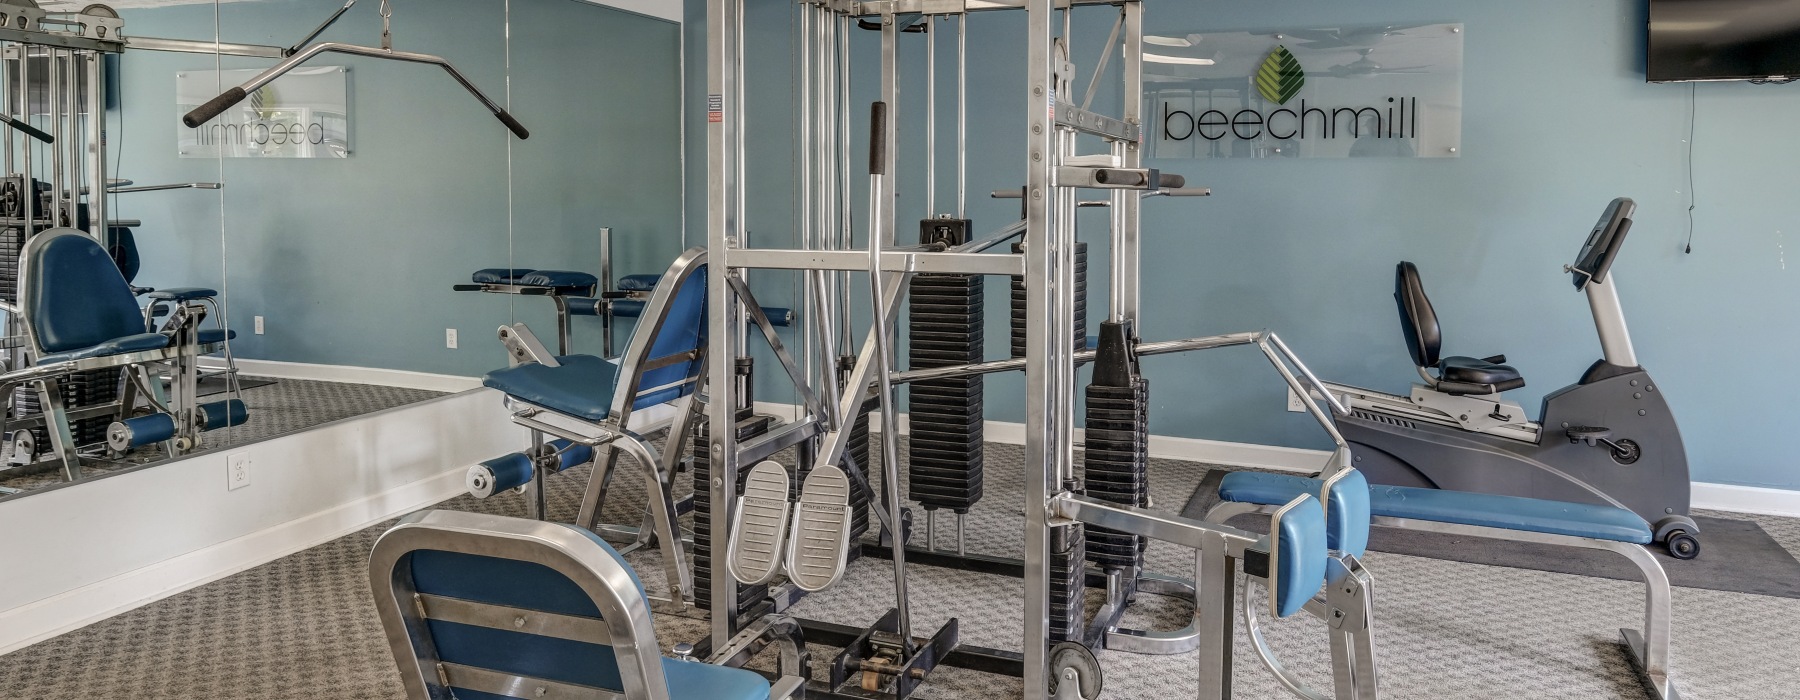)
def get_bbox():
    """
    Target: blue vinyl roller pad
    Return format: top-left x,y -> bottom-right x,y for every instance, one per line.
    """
199,399 -> 248,431
1270,494 -> 1328,619
470,452 -> 535,498
119,413 -> 176,448
547,439 -> 594,473
566,298 -> 605,317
